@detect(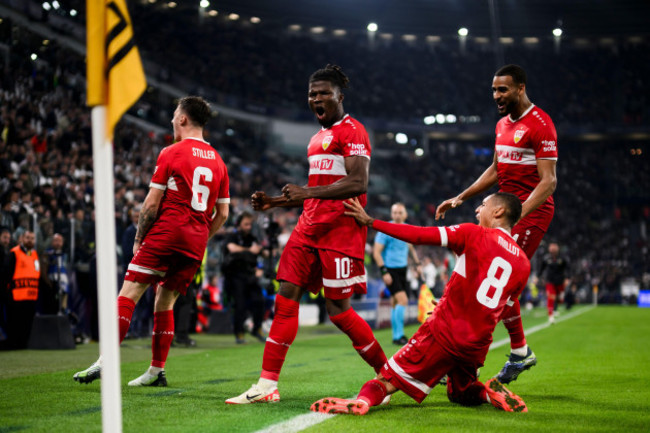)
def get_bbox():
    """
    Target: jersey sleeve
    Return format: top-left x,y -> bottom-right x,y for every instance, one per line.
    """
438,223 -> 478,256
340,123 -> 371,159
216,165 -> 230,204
531,118 -> 558,160
150,147 -> 171,190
